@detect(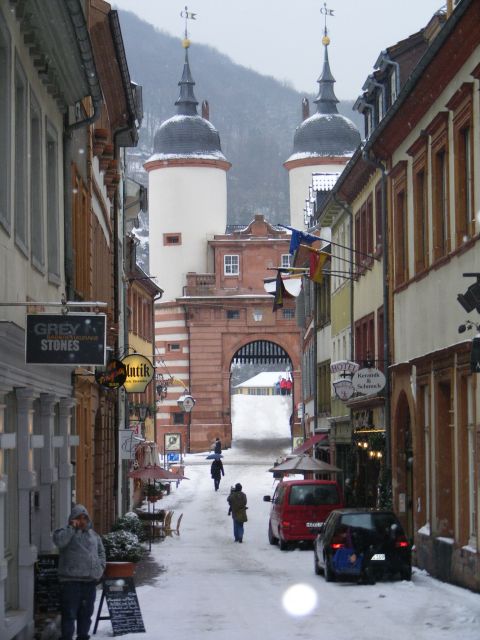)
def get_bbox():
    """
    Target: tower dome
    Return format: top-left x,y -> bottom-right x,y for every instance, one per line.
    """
149,45 -> 227,163
286,43 -> 360,163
